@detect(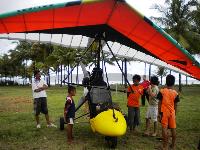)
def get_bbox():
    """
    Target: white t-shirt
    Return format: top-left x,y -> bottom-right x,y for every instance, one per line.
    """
32,79 -> 47,99
83,87 -> 88,97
